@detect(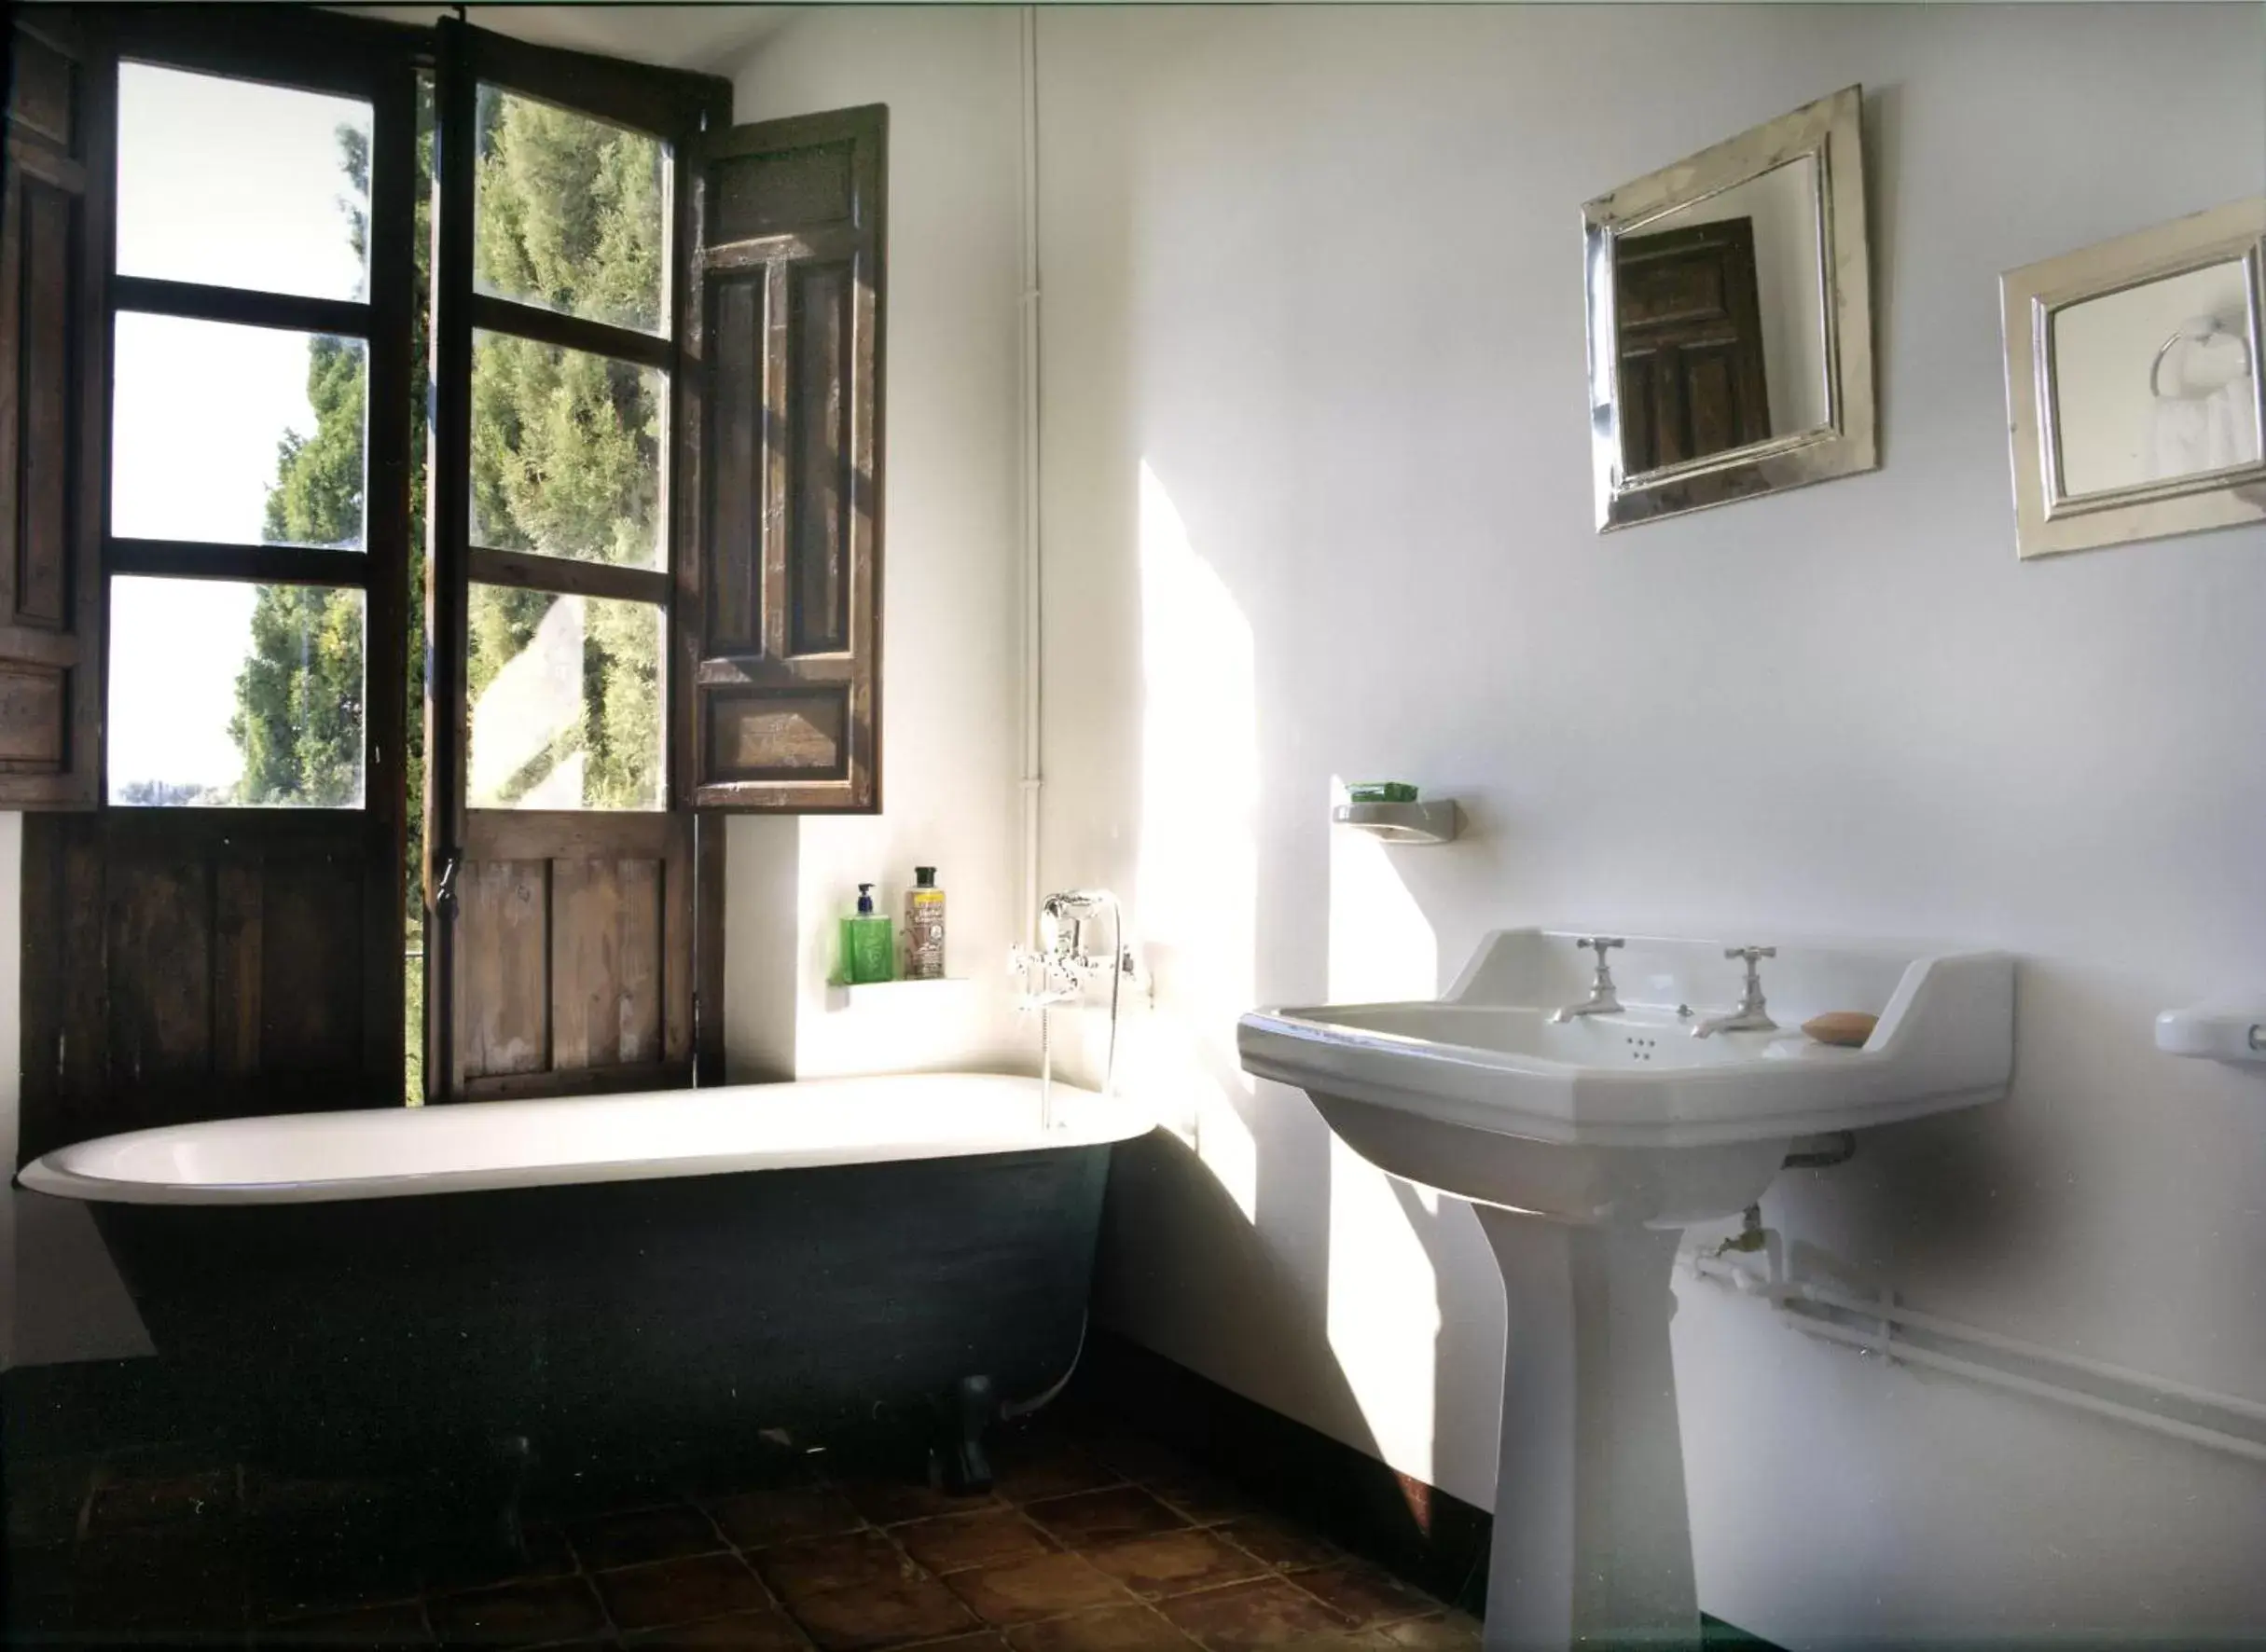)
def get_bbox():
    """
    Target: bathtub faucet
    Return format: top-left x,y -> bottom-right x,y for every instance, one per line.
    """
1007,940 -> 1085,1012
1012,889 -> 1135,1123
1010,889 -> 1133,1010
